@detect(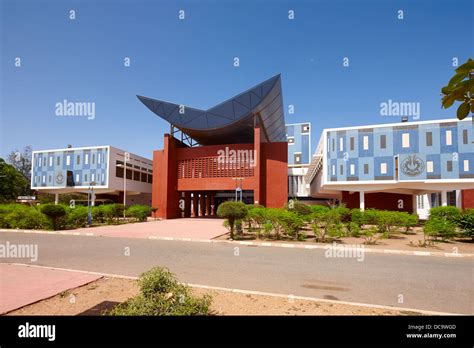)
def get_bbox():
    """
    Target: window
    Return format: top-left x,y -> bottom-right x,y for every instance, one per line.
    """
77,155 -> 80,165
84,174 -> 88,182
380,135 -> 386,149
363,136 -> 369,150
98,153 -> 101,164
464,160 -> 469,172
294,153 -> 301,164
350,137 -> 354,151
288,137 -> 295,144
49,156 -> 53,167
66,155 -> 71,166
57,156 -> 60,166
301,124 -> 310,133
42,175 -> 46,183
331,165 -> 335,176
147,174 -> 153,184
134,171 -> 140,181
463,129 -> 468,145
339,138 -> 343,151
364,164 -> 369,175
332,139 -> 335,152
85,154 -> 89,165
43,157 -> 46,167
446,130 -> 452,146
92,154 -> 95,164
402,133 -> 410,148
327,138 -> 330,152
141,172 -> 148,182
340,164 -> 343,175
426,132 -> 433,146
427,161 -> 434,173
97,173 -> 101,182
34,176 -> 37,184
48,175 -> 52,183
91,173 -> 95,182
350,164 -> 355,175
447,160 -> 453,172
380,163 -> 387,174
75,174 -> 80,183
